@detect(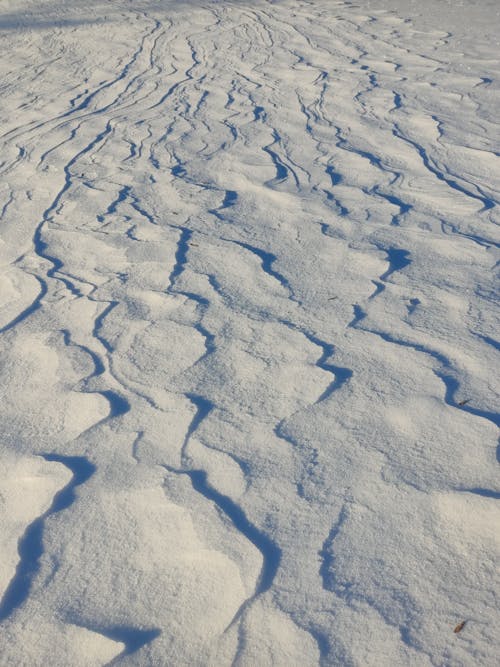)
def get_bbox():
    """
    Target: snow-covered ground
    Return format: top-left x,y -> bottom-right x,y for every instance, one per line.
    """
0,0 -> 499,664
